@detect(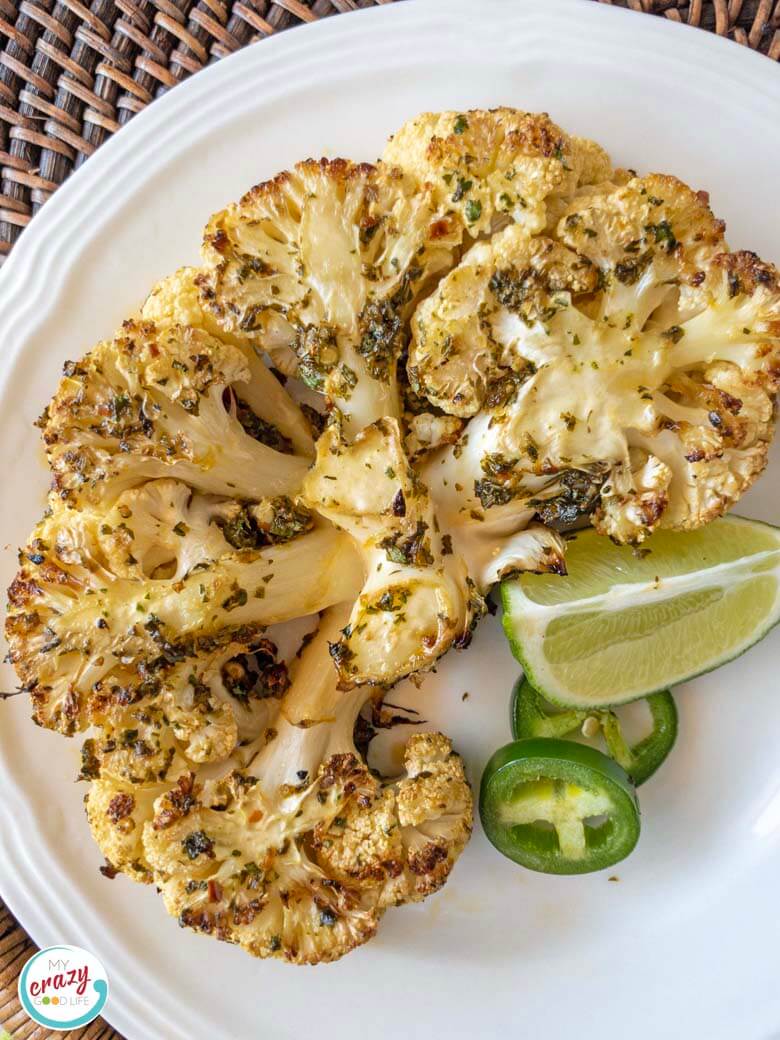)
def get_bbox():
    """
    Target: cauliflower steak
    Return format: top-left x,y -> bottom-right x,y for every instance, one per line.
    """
5,107 -> 779,967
